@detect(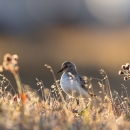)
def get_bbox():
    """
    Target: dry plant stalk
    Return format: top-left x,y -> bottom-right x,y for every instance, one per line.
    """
0,54 -> 129,129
